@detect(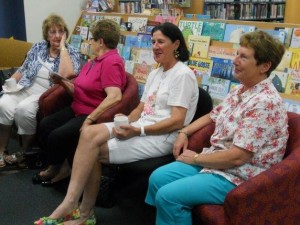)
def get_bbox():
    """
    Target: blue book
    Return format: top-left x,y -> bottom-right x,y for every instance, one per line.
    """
137,33 -> 152,49
69,34 -> 82,50
201,21 -> 226,41
223,24 -> 256,43
211,57 -> 236,82
121,46 -> 131,61
124,35 -> 141,48
259,29 -> 286,44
